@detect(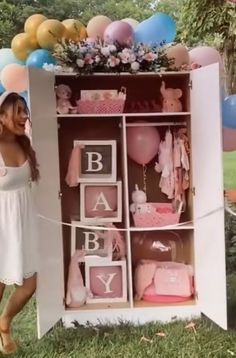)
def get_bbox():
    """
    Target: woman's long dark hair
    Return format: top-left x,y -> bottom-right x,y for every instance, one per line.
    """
0,92 -> 40,182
